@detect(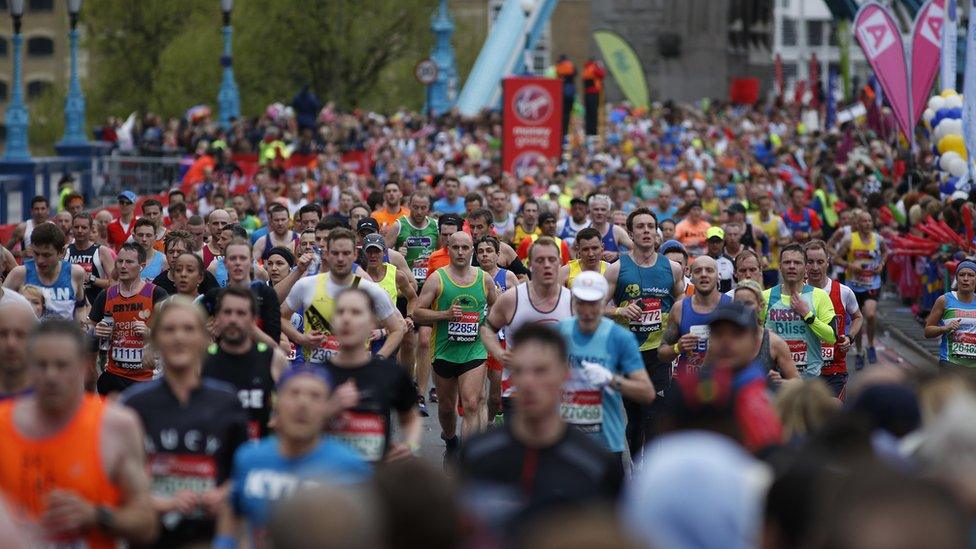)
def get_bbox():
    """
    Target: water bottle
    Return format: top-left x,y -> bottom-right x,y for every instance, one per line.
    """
99,311 -> 114,352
